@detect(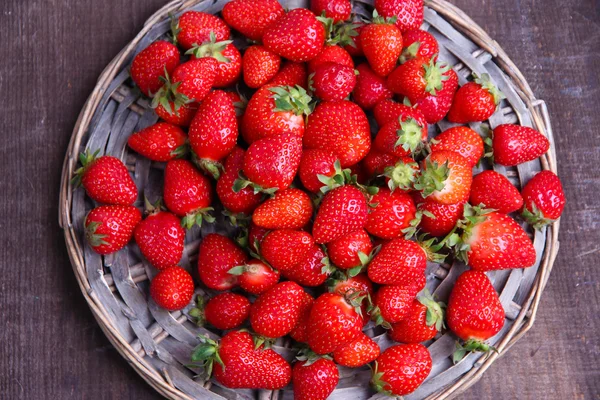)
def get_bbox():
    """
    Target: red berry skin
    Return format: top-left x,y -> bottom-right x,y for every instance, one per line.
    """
415,198 -> 464,237
375,0 -> 424,33
222,0 -> 285,42
261,229 -> 314,272
353,63 -> 394,111
375,282 -> 423,323
293,358 -> 339,400
389,299 -> 438,343
216,147 -> 262,215
214,330 -> 291,389
131,40 -> 180,96
447,81 -> 497,123
299,149 -> 338,193
313,185 -> 369,244
236,259 -> 280,295
416,68 -> 458,123
211,44 -> 242,87
281,244 -> 329,287
362,149 -> 401,177
263,9 -> 326,62
253,188 -> 313,229
134,211 -> 185,270
197,234 -> 247,291
333,332 -> 380,367
492,124 -> 550,166
270,62 -> 308,89
360,22 -> 404,77
430,126 -> 484,168
308,45 -> 354,74
366,188 -> 417,239
243,45 -> 281,89
311,63 -> 357,102
521,170 -> 566,221
149,266 -> 194,311
470,170 -> 524,214
447,270 -> 505,341
373,107 -> 428,157
171,58 -> 218,103
81,156 -> 138,206
422,151 -> 473,205
374,99 -> 405,126
368,238 -> 426,285
155,101 -> 199,127
289,291 -> 315,343
250,281 -> 306,338
176,11 -> 230,51
327,229 -> 373,269
330,273 -> 374,298
311,0 -> 351,22
401,29 -> 439,63
163,160 -> 212,217
373,343 -> 432,396
84,205 -> 142,255
204,292 -> 251,330
128,122 -> 187,162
